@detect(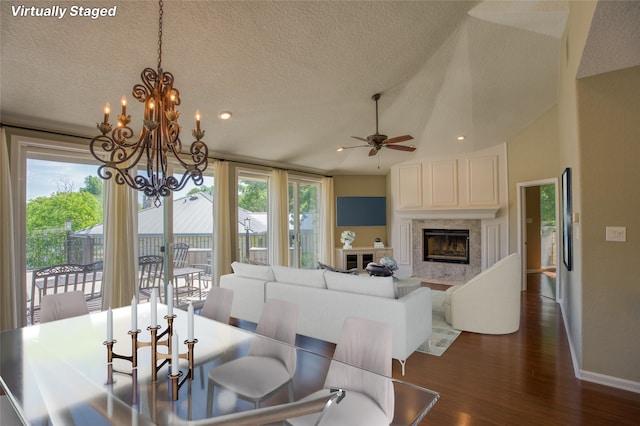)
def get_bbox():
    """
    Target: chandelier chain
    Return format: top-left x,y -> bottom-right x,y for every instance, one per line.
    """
157,0 -> 163,71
